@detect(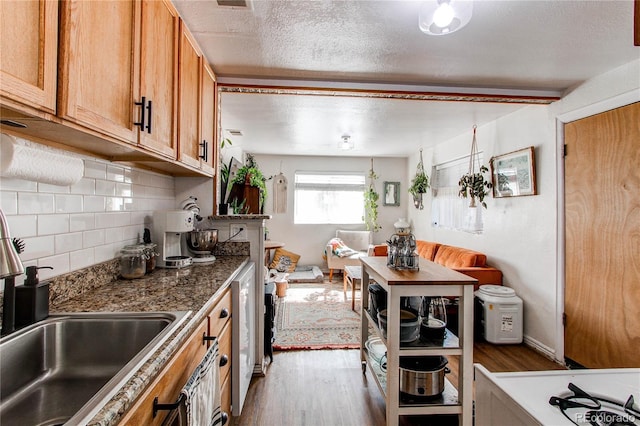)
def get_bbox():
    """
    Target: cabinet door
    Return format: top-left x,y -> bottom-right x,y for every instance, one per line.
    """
139,0 -> 178,158
200,62 -> 217,175
0,0 -> 58,114
120,319 -> 208,425
177,22 -> 203,170
58,0 -> 138,143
